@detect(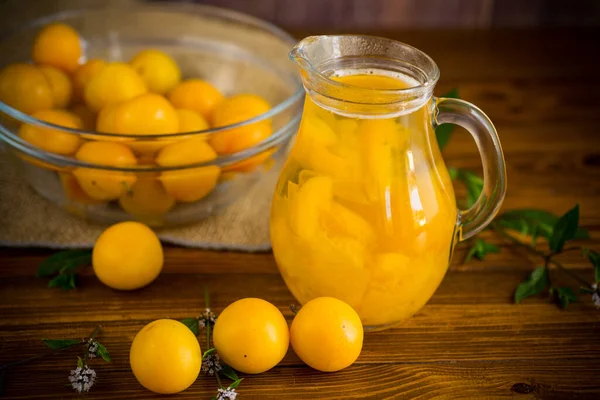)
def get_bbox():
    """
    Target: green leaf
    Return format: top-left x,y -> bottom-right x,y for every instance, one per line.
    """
442,88 -> 460,99
229,378 -> 244,389
47,273 -> 77,291
582,248 -> 600,283
454,169 -> 483,208
36,250 -> 92,278
435,88 -> 460,151
514,266 -> 549,303
220,364 -> 239,381
466,180 -> 483,208
530,224 -> 540,246
464,242 -> 479,263
180,318 -> 199,336
498,218 -> 532,236
77,356 -> 83,369
96,342 -> 111,363
447,166 -> 458,181
464,239 -> 500,263
483,241 -> 500,252
551,287 -> 578,309
202,347 -> 216,360
42,338 -> 81,350
580,286 -> 595,294
497,208 -> 588,242
68,273 -> 76,290
47,274 -> 67,289
549,204 -> 580,253
483,242 -> 499,251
